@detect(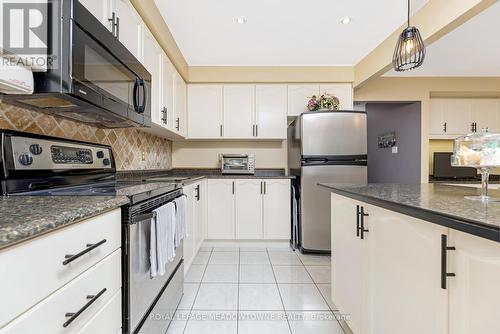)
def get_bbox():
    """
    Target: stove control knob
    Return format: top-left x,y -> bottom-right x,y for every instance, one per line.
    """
103,158 -> 110,166
29,144 -> 43,155
96,151 -> 104,159
19,153 -> 33,166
